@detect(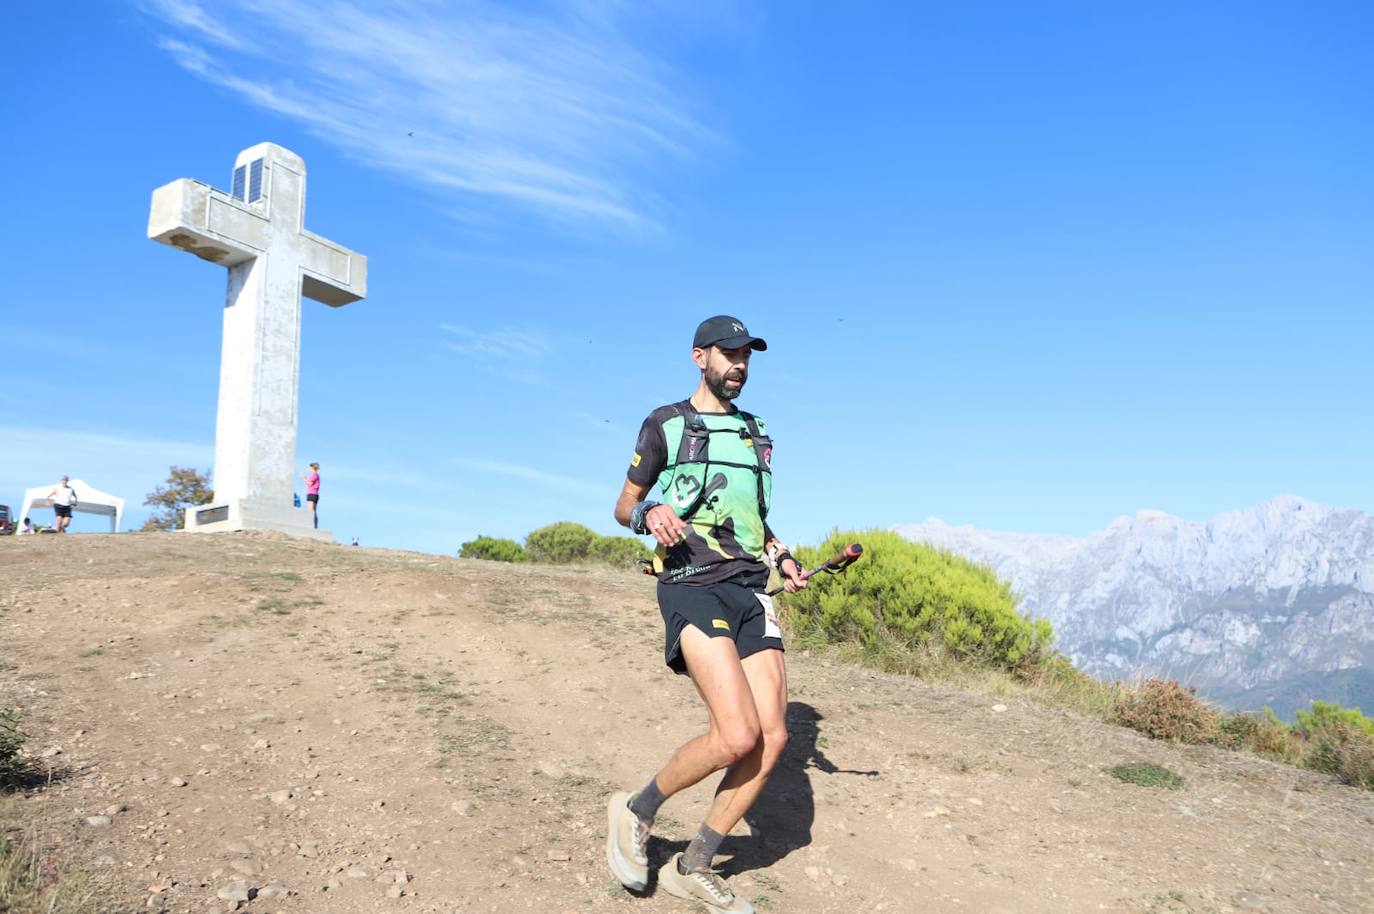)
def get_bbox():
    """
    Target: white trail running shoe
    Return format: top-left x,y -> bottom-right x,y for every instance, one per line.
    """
605,791 -> 649,891
657,852 -> 755,914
